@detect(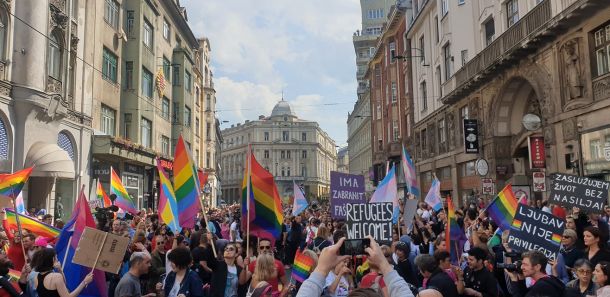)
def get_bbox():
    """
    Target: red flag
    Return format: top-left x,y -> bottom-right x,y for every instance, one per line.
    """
198,170 -> 209,190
